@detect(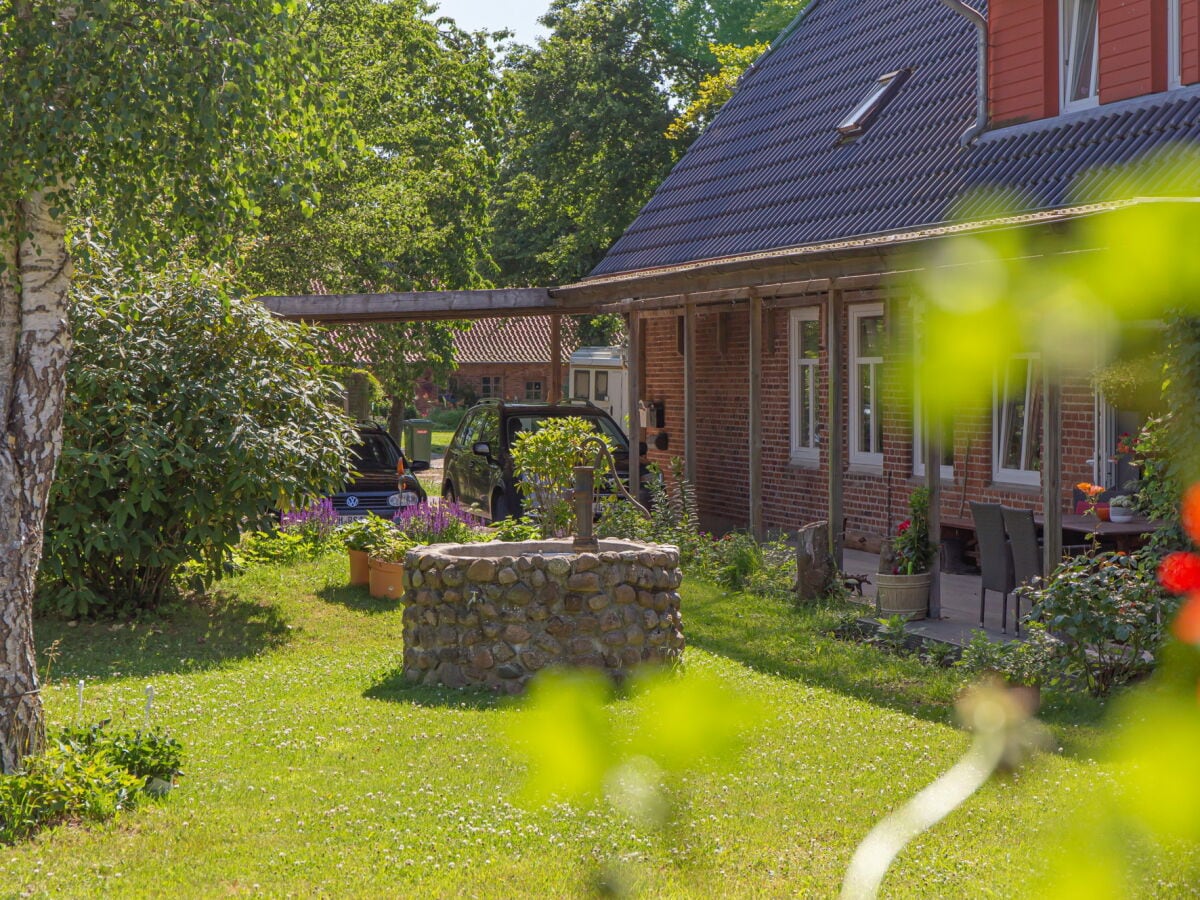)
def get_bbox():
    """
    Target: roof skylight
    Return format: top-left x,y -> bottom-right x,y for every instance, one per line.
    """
837,69 -> 911,138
